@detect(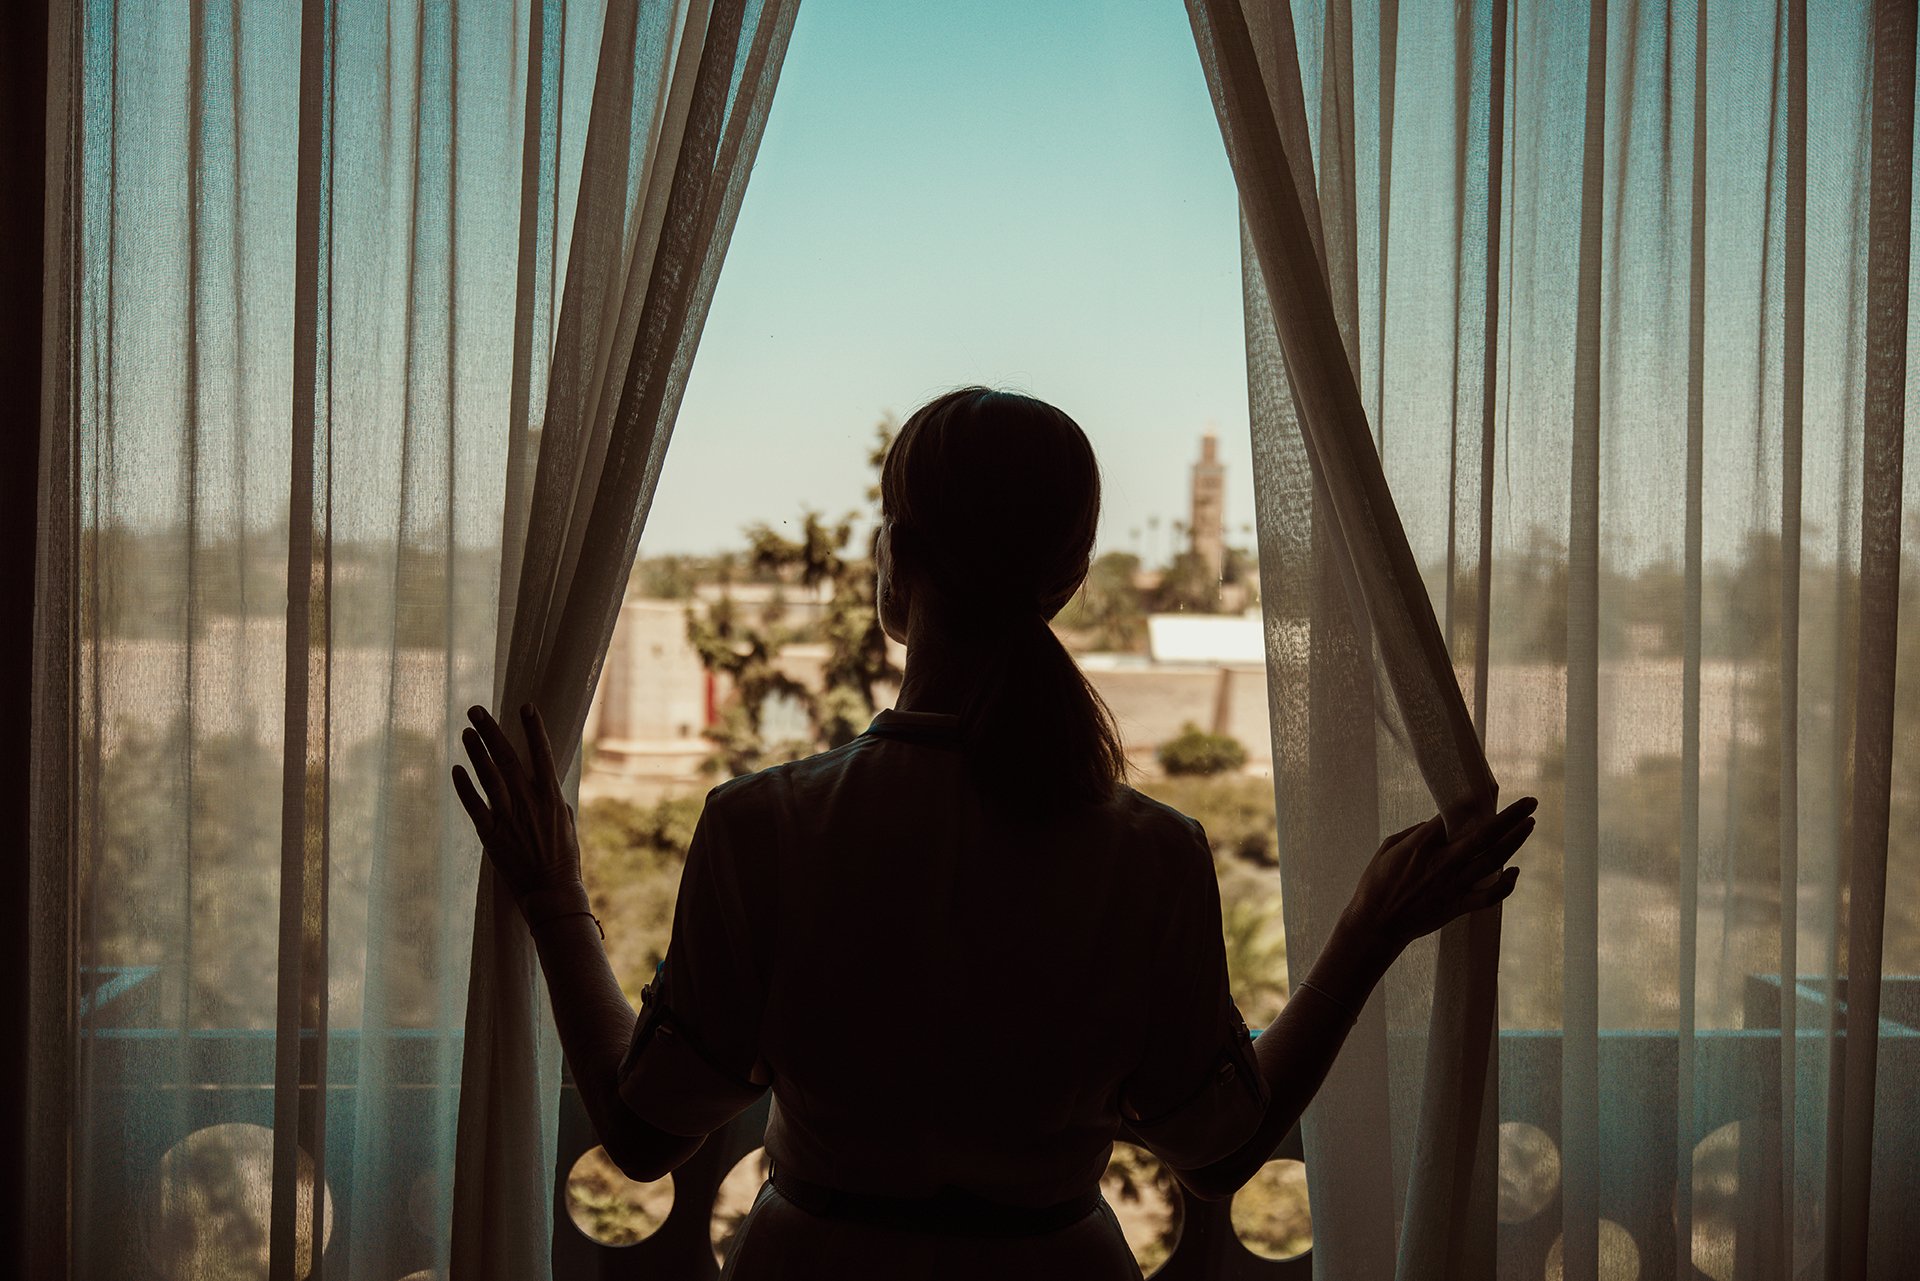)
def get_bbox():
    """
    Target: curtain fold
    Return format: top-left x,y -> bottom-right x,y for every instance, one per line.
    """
1832,5 -> 1912,1275
1194,0 -> 1505,1275
1197,0 -> 1917,1277
452,0 -> 799,1275
28,1 -> 81,1276
36,1 -> 797,1278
